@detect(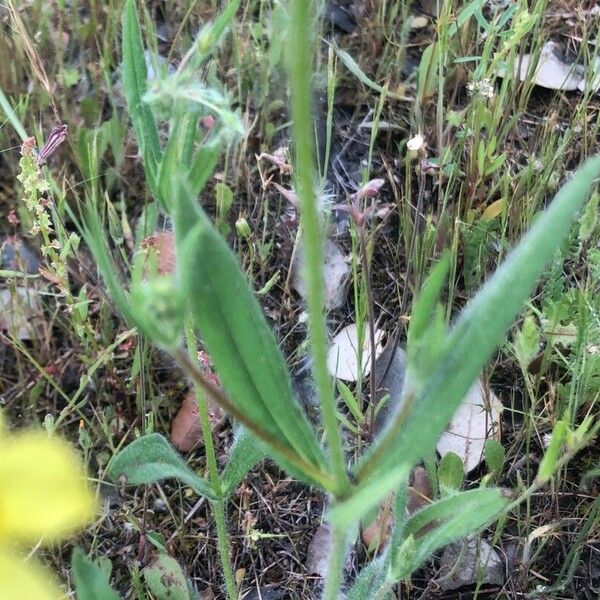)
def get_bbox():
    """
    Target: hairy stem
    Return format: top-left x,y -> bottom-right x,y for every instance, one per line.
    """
322,523 -> 348,600
185,320 -> 237,600
287,0 -> 348,492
